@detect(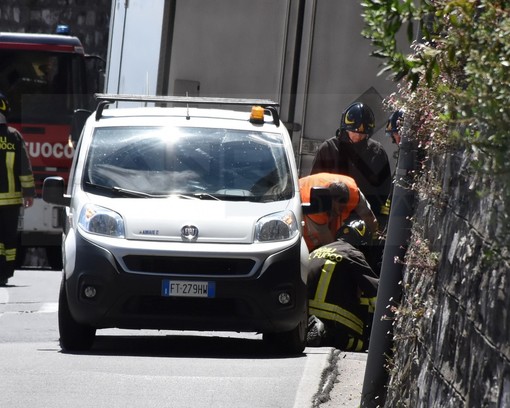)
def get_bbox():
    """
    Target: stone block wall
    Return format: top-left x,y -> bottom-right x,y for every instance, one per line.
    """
0,0 -> 112,59
385,149 -> 510,407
